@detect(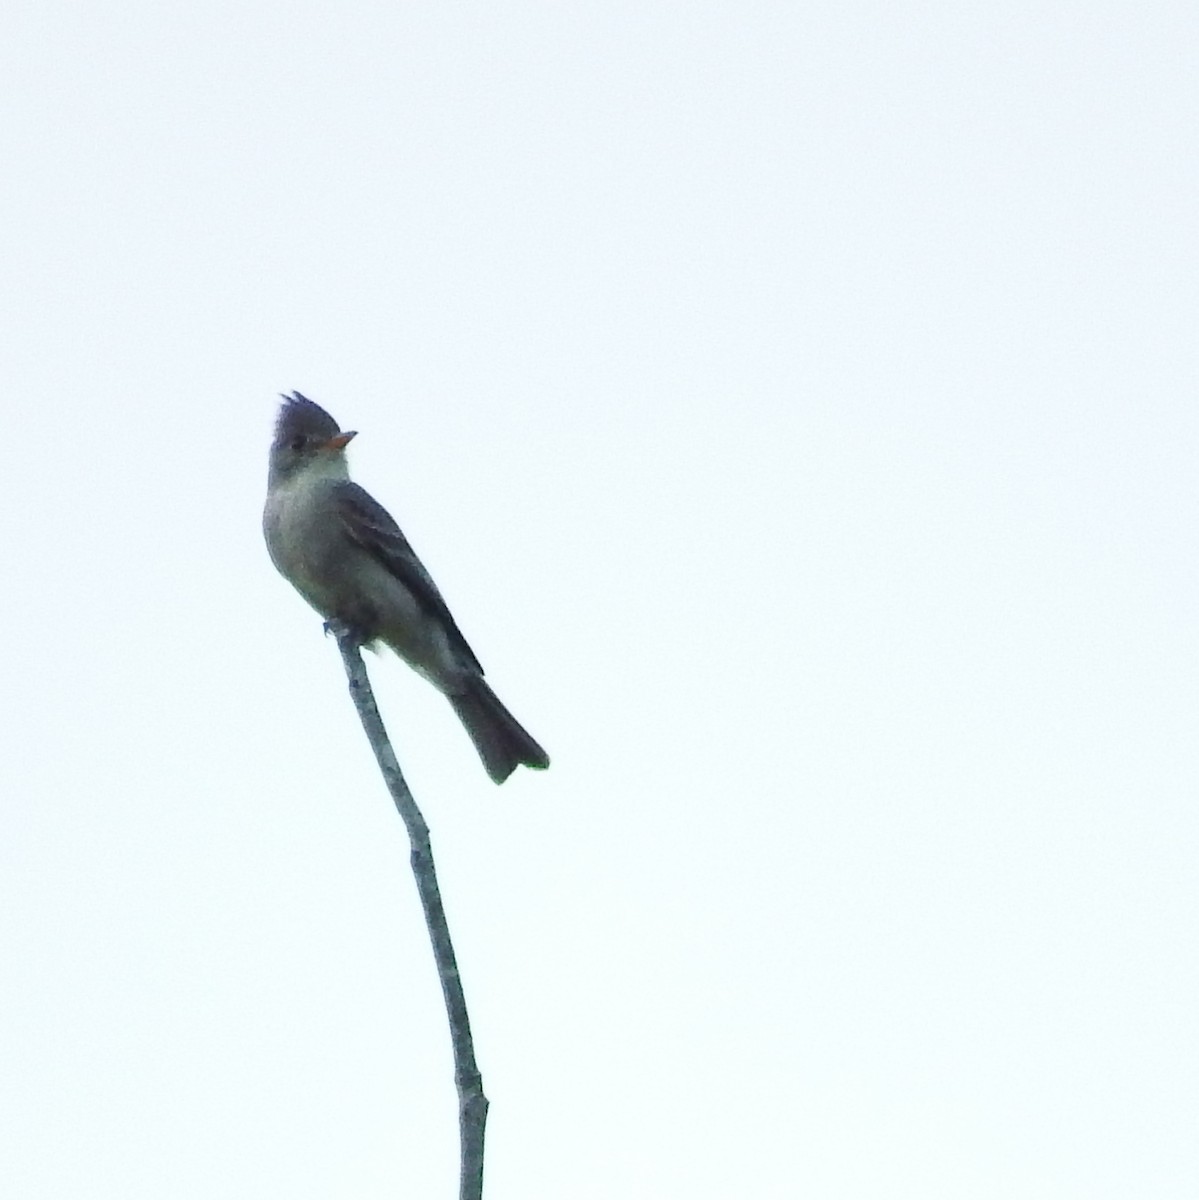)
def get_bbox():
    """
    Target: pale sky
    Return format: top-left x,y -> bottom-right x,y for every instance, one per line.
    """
2,3 -> 1198,1197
